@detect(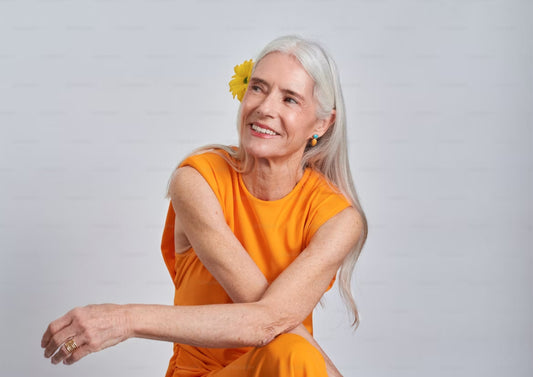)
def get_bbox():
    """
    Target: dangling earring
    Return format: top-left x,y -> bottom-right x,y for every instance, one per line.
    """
311,134 -> 319,147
